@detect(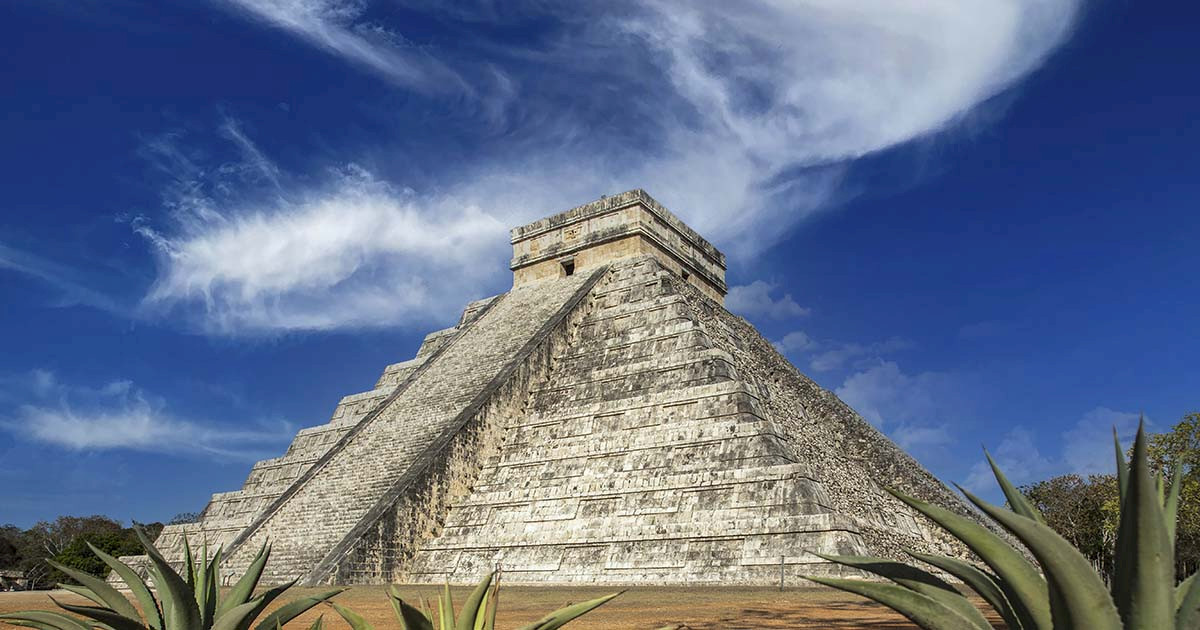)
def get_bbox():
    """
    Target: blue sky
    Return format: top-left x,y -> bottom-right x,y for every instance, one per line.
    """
1,0 -> 1196,528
